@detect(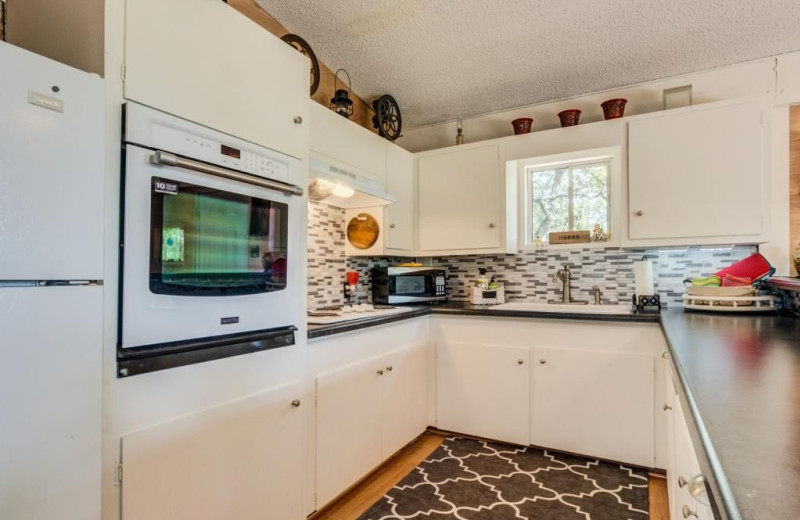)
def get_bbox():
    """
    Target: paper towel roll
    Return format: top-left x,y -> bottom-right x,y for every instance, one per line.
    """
634,260 -> 654,296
